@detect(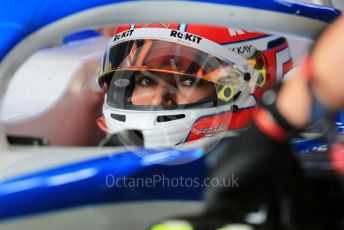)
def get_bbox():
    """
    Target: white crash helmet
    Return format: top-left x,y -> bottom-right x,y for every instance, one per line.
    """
97,23 -> 292,148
